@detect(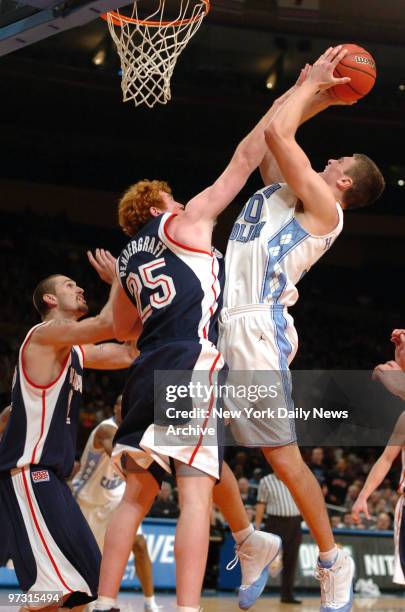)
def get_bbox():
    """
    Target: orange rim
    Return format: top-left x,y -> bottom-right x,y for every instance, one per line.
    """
101,0 -> 210,27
